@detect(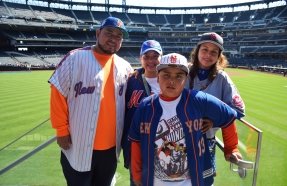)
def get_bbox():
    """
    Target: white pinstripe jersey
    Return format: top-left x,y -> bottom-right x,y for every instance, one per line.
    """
49,46 -> 133,171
